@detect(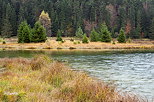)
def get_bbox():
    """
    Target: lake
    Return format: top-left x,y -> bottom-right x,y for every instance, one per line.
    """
0,49 -> 154,99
